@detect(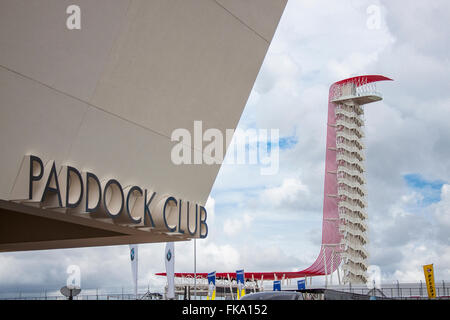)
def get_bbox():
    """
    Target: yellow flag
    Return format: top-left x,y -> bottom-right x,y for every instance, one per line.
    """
423,264 -> 436,299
